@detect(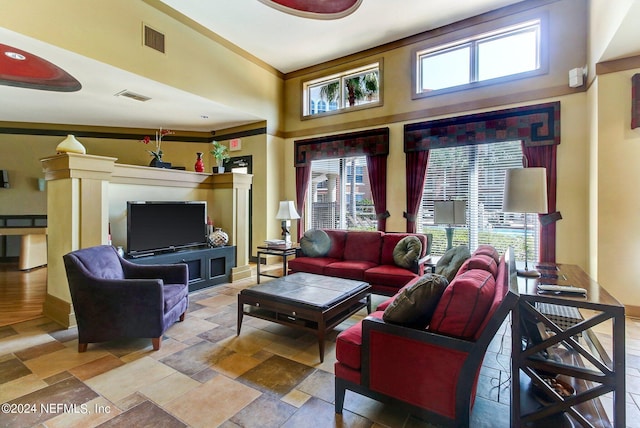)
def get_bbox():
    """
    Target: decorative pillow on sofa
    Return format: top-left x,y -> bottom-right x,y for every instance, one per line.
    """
457,254 -> 498,278
435,245 -> 471,282
429,269 -> 496,339
300,229 -> 331,257
382,274 -> 449,327
392,236 -> 423,269
473,244 -> 500,263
